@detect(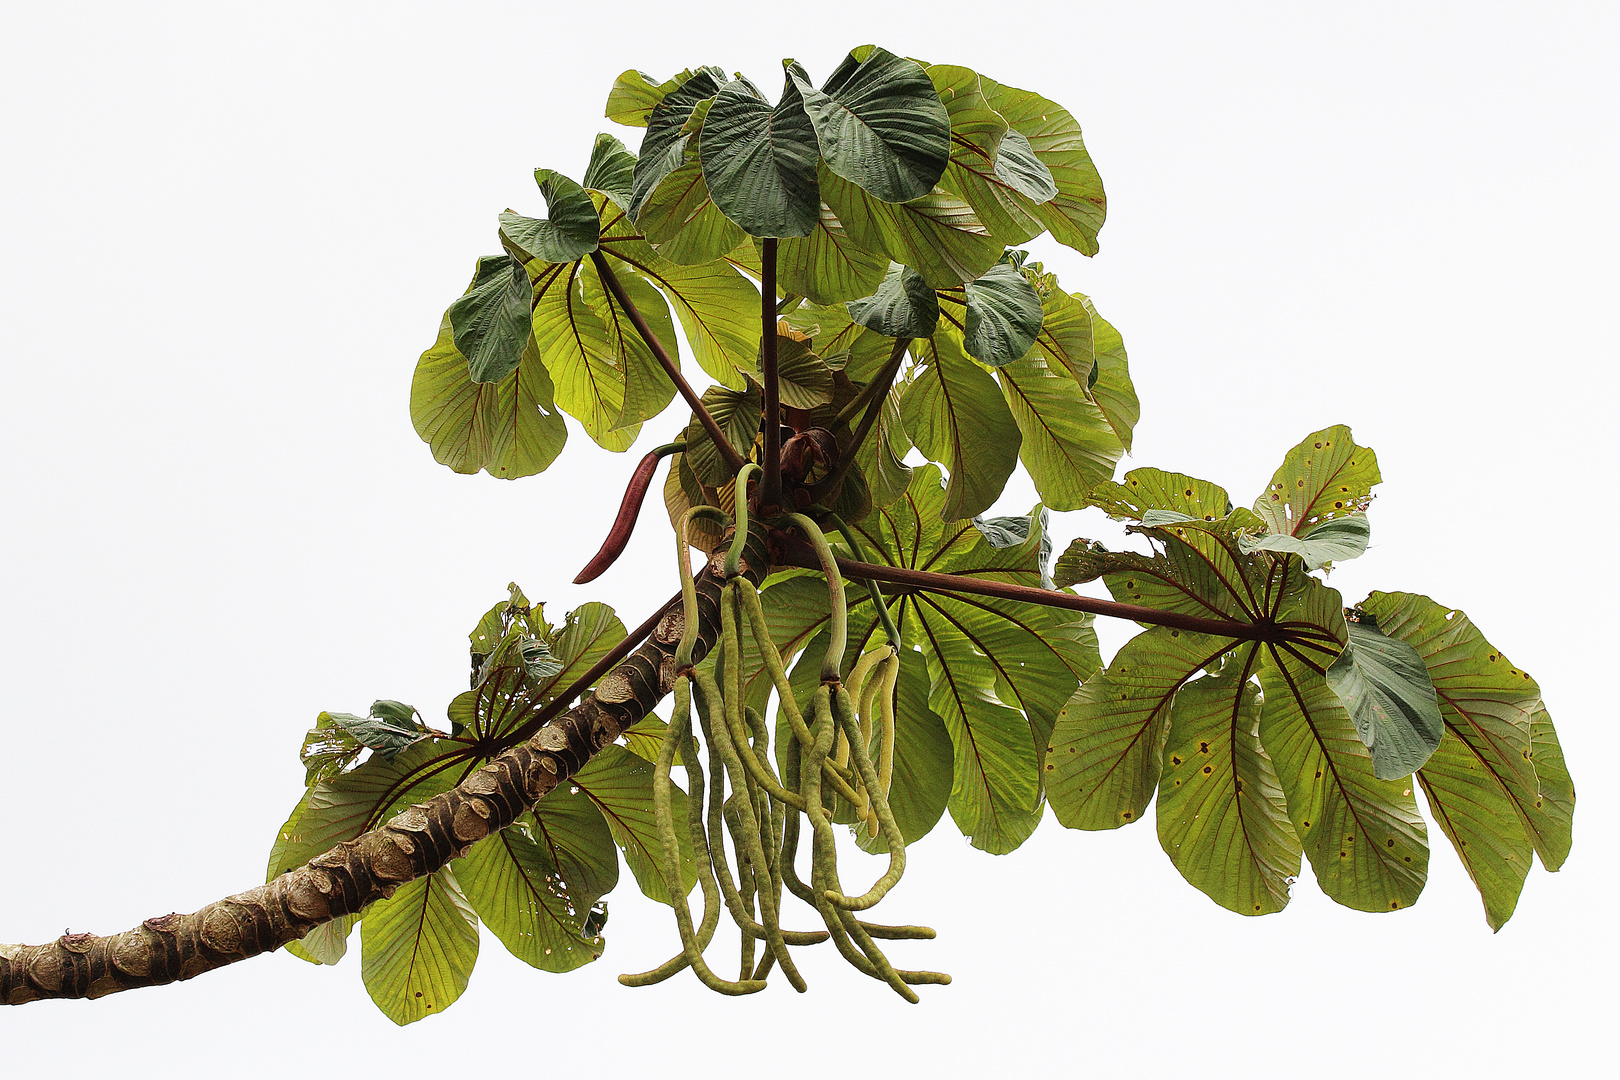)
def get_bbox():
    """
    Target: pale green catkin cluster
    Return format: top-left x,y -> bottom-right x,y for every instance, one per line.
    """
620,467 -> 946,1001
